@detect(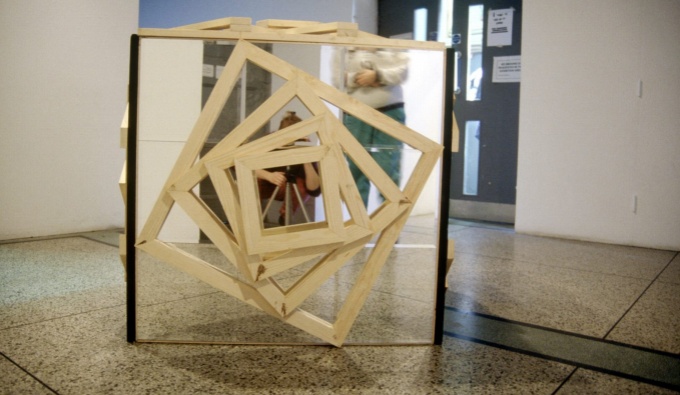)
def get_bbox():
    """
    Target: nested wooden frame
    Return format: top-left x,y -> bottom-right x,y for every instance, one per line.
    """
123,18 -> 448,347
